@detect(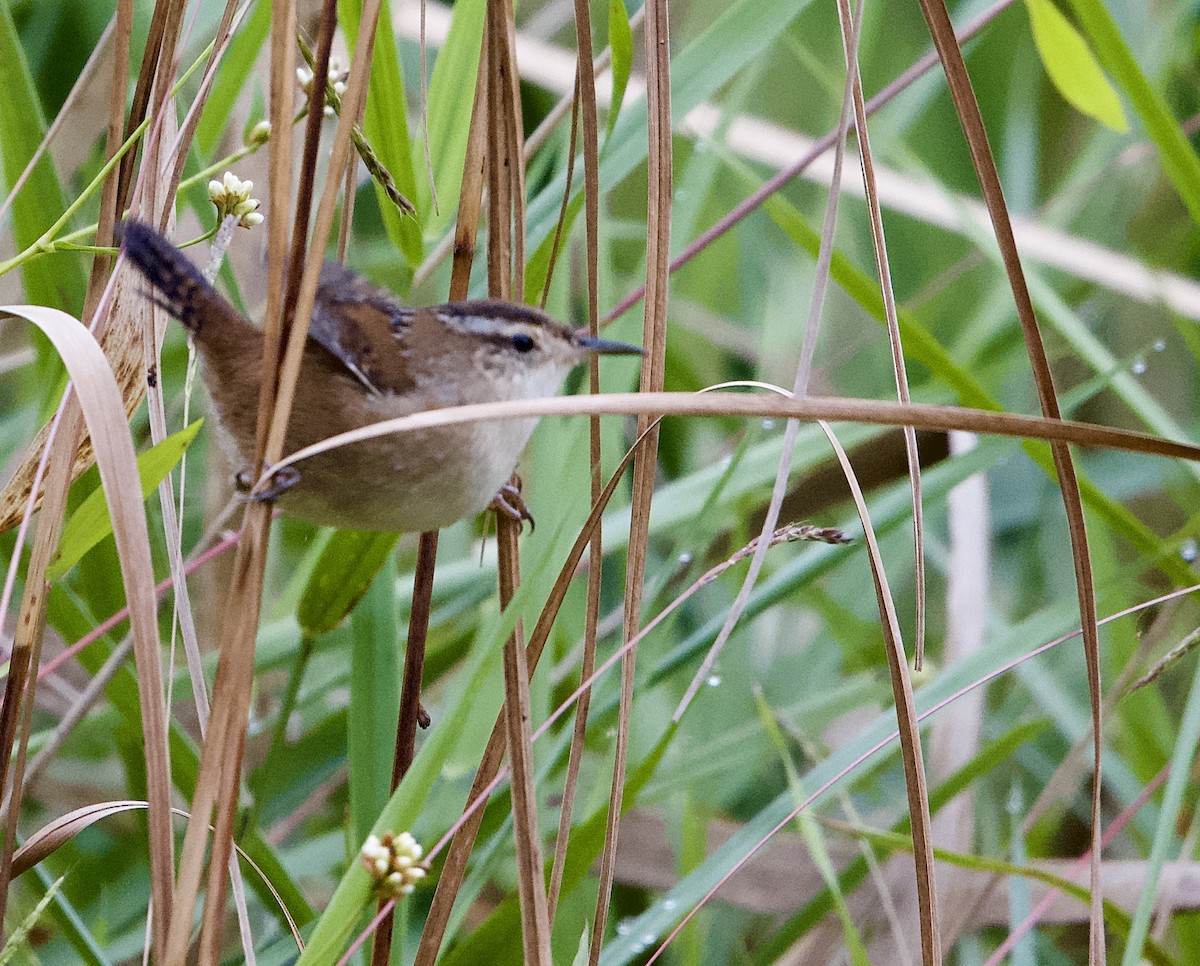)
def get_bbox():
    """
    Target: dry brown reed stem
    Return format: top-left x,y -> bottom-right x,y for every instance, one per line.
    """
161,0 -> 243,224
161,0 -> 365,958
833,0 -> 926,672
412,422 -> 659,965
410,39 -> 491,966
370,531 -> 438,966
591,0 -> 671,959
913,2 -> 1105,960
482,0 -> 553,955
201,0 -> 386,955
547,0 -> 605,919
497,512 -> 553,966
